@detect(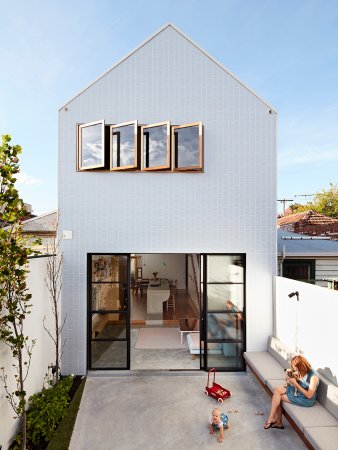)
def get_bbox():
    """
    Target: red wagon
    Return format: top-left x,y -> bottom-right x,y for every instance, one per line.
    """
204,368 -> 231,404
